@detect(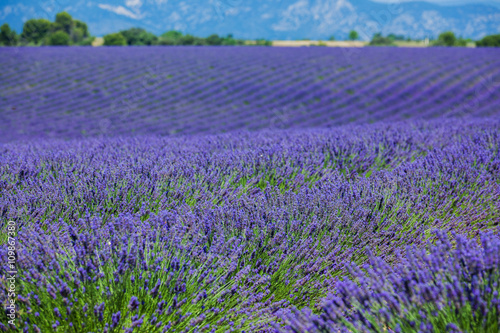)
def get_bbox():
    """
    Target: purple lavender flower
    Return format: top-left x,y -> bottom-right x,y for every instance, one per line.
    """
128,296 -> 140,312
